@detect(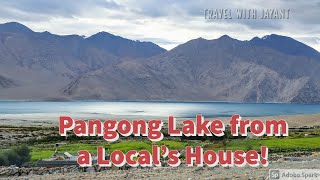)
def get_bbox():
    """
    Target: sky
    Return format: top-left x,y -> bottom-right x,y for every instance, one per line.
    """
0,0 -> 319,51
